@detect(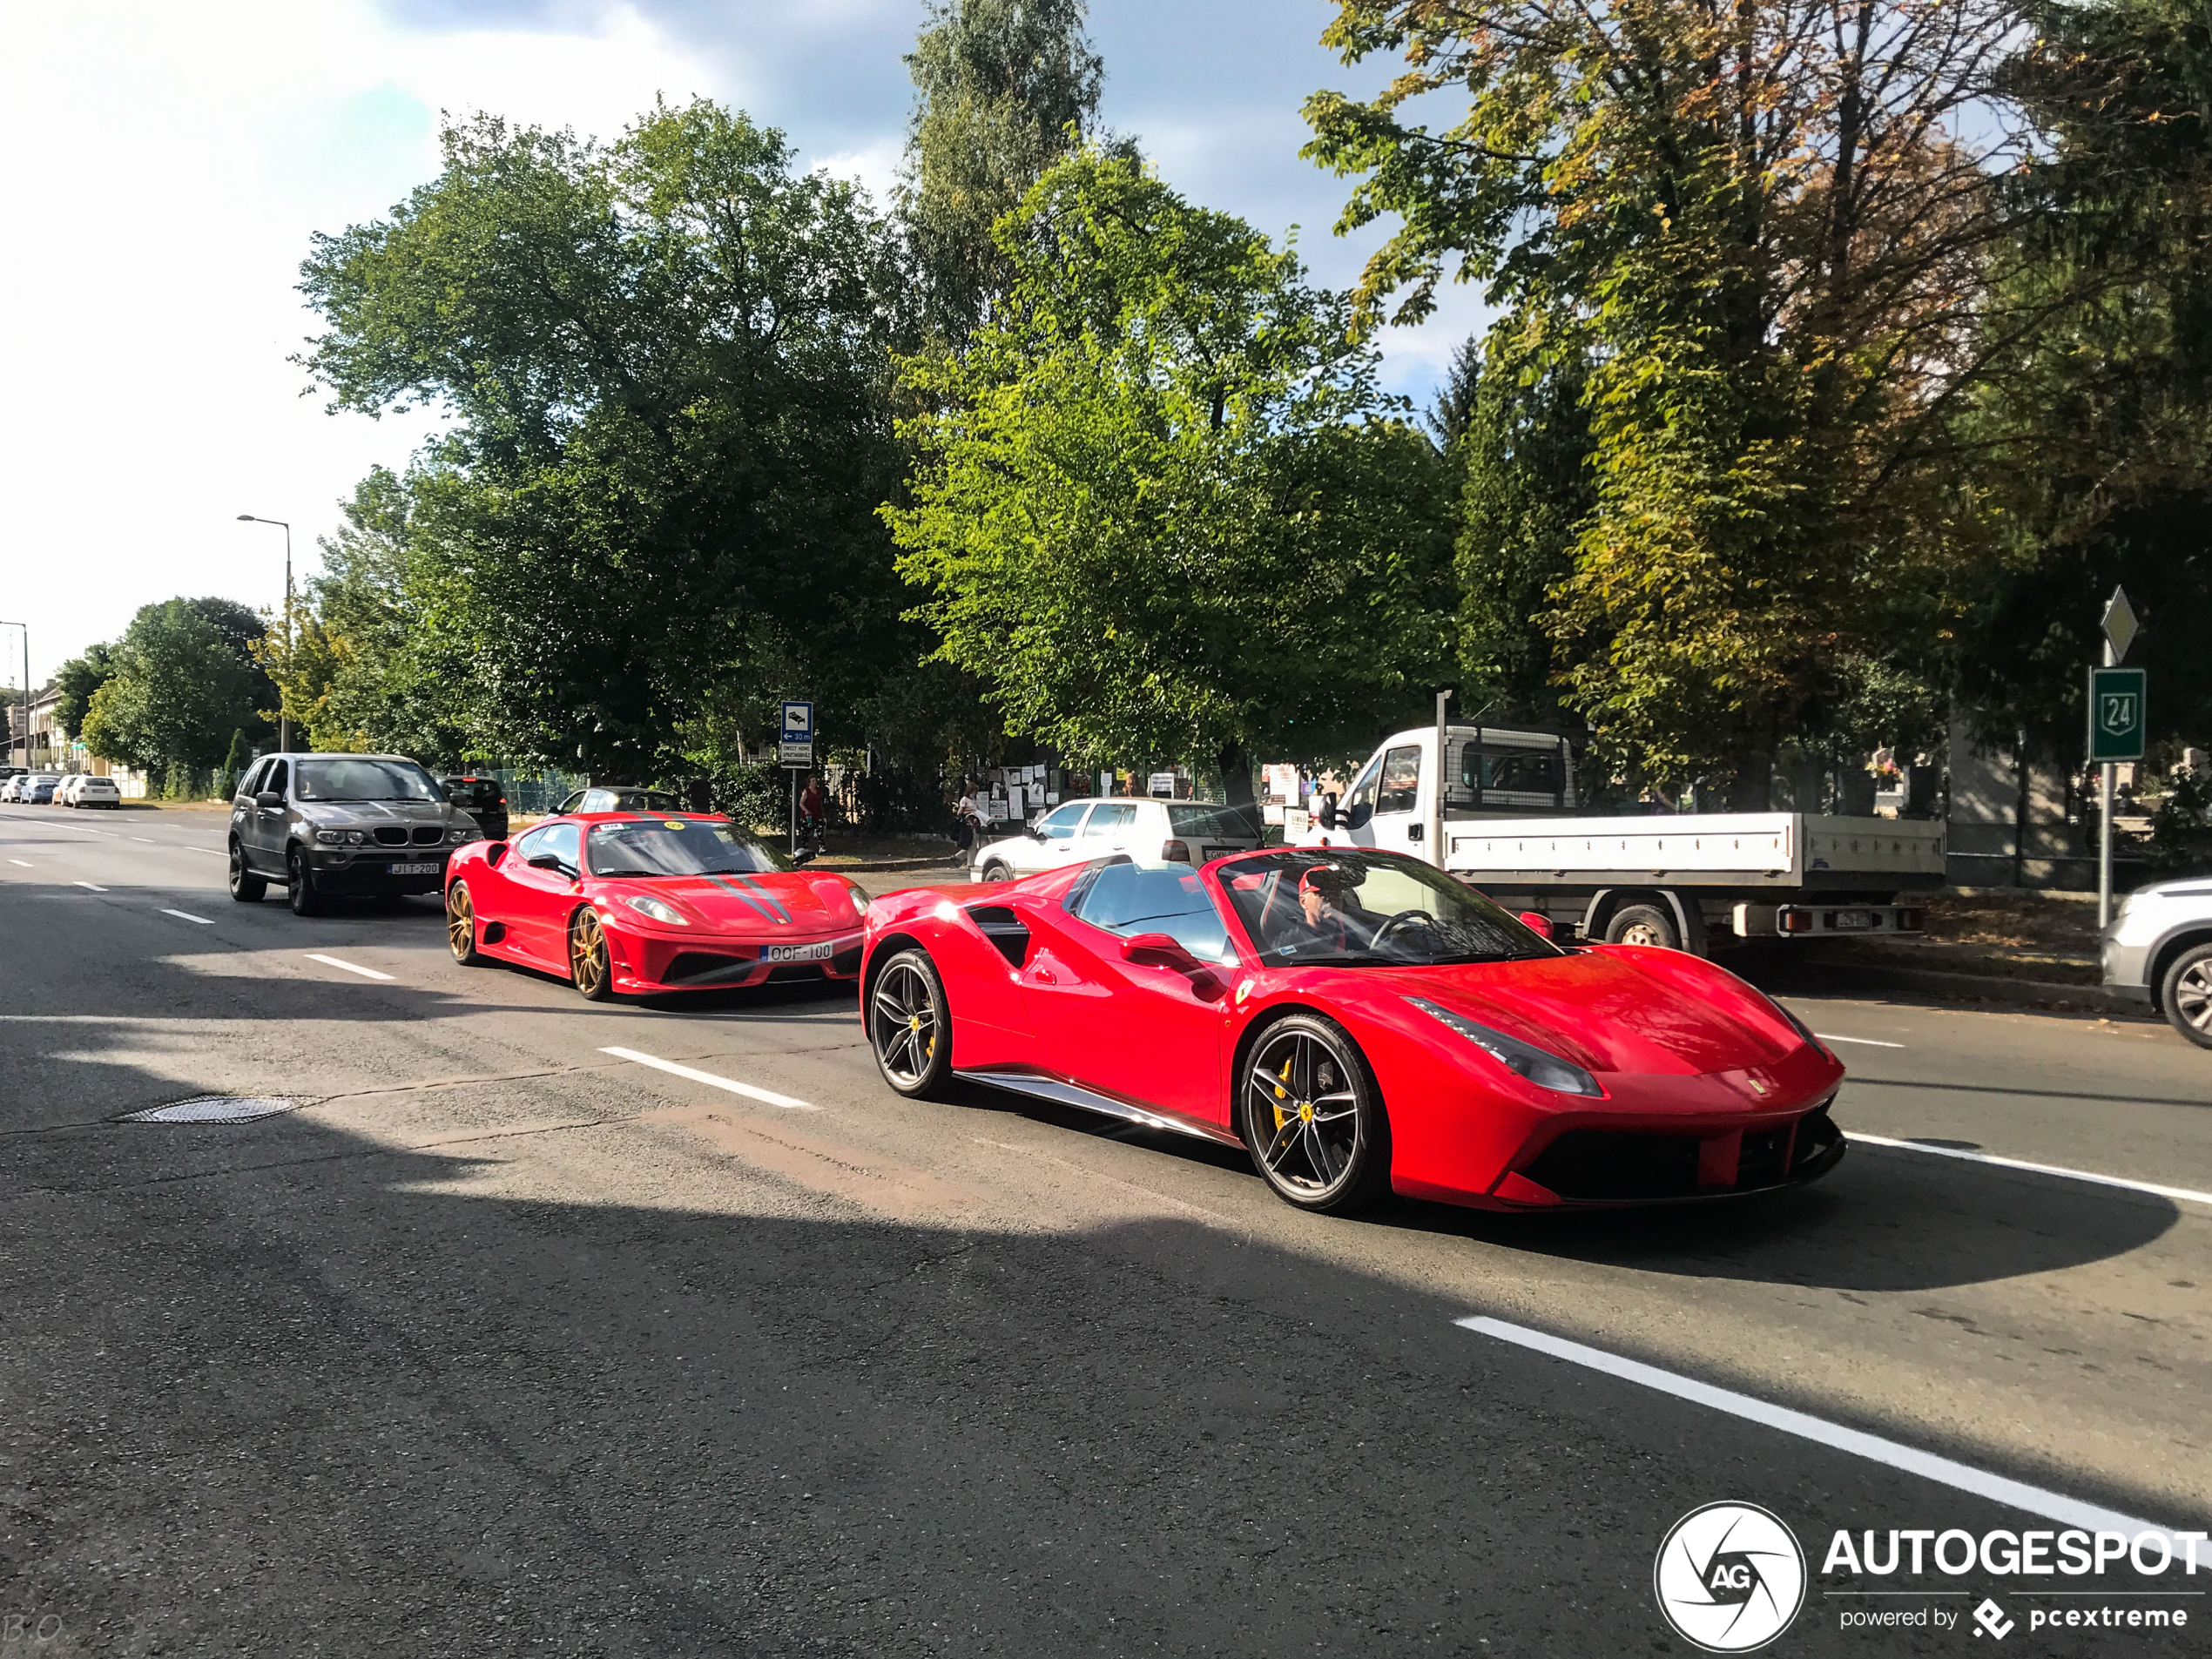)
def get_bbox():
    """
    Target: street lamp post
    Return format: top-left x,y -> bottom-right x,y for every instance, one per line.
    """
0,622 -> 24,768
236,515 -> 292,752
